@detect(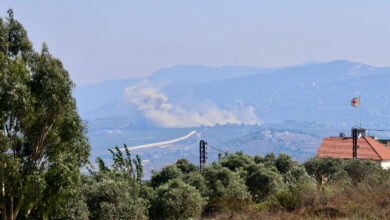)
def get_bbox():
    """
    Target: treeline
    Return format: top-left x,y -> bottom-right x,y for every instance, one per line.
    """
59,146 -> 390,219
